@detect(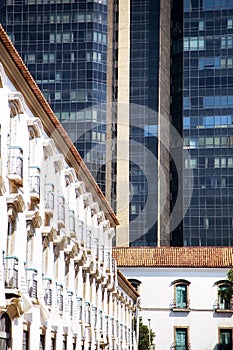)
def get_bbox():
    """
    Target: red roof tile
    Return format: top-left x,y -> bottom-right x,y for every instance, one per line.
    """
113,247 -> 233,268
